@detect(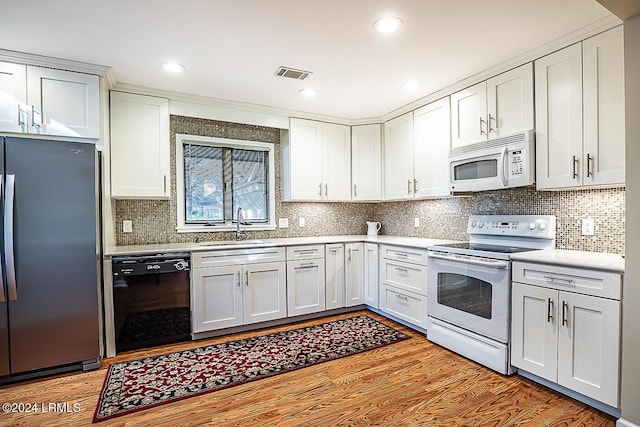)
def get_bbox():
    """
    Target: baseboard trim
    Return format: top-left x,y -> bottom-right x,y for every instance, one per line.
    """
618,418 -> 640,427
518,370 -> 621,418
